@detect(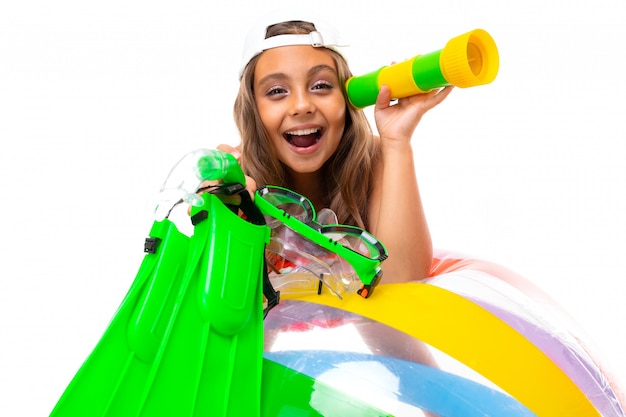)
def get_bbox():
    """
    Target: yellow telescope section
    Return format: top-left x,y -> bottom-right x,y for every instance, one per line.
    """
346,29 -> 499,108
